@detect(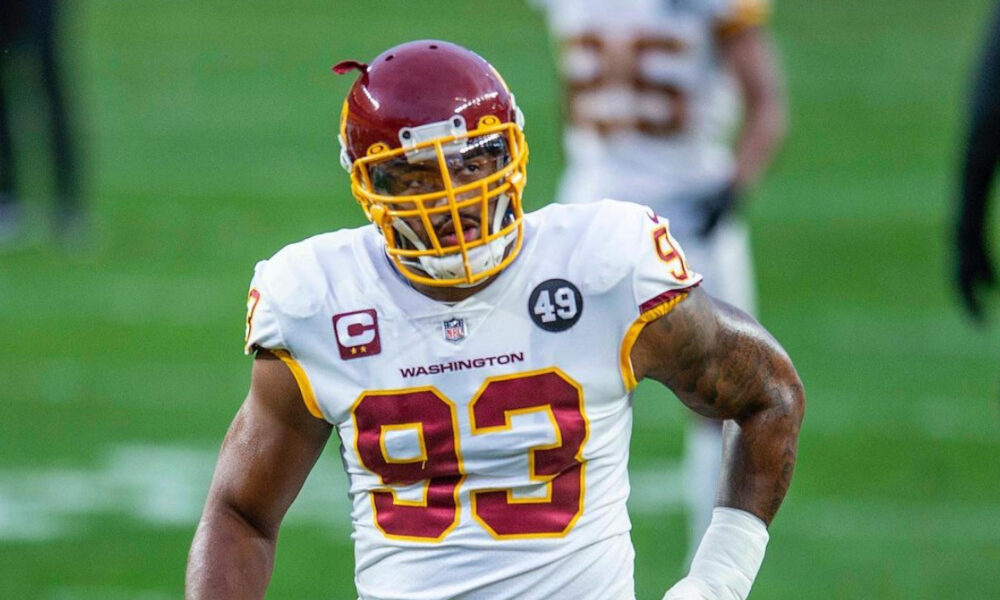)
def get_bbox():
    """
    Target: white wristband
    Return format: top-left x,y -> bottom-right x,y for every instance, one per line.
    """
663,507 -> 769,600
